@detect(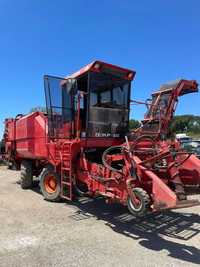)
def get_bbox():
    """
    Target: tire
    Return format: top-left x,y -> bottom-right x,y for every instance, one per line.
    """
127,187 -> 150,217
20,160 -> 33,189
39,168 -> 61,202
